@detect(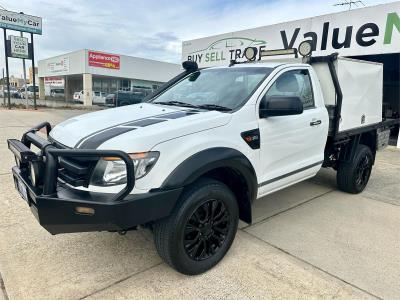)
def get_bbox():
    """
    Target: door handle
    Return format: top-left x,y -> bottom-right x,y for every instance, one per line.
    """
310,120 -> 322,126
